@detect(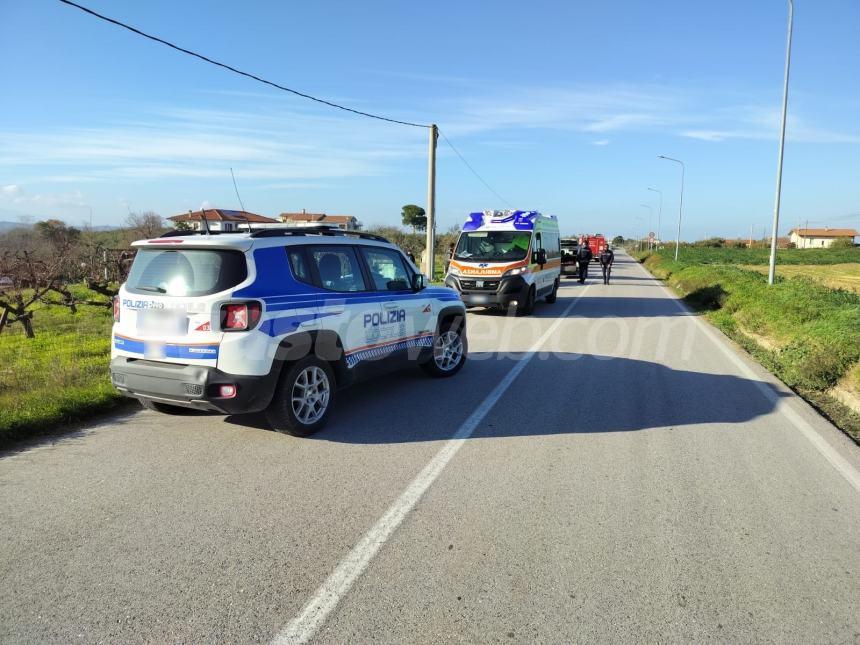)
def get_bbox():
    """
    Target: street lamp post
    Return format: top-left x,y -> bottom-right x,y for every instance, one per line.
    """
658,155 -> 685,261
647,187 -> 662,248
640,204 -> 653,250
768,0 -> 794,285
